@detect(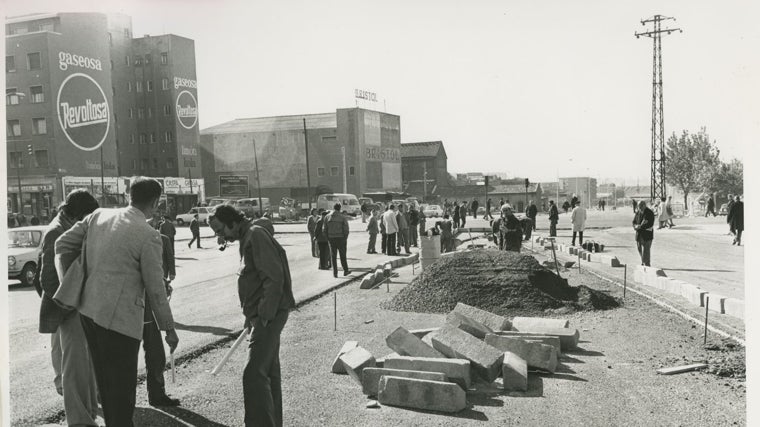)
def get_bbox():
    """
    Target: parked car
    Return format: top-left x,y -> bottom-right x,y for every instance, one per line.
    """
175,207 -> 214,226
423,204 -> 444,217
317,193 -> 361,216
718,203 -> 729,216
206,198 -> 233,207
234,198 -> 272,218
8,226 -> 46,287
